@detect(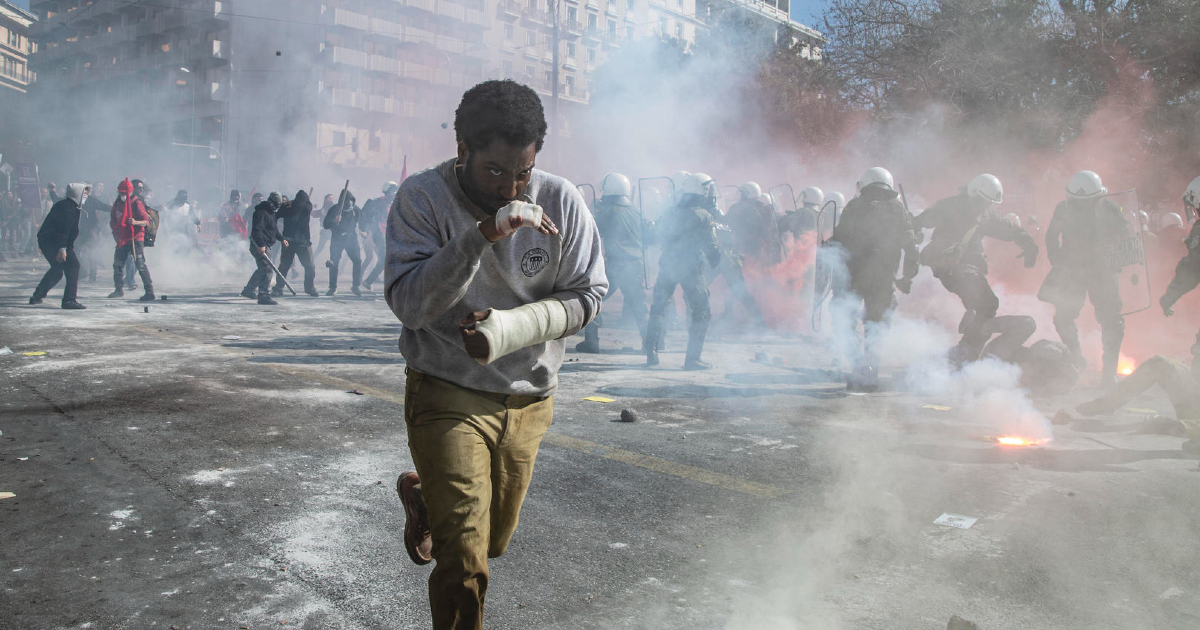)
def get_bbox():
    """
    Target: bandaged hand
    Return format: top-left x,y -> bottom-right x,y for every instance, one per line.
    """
459,298 -> 569,365
481,201 -> 559,241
